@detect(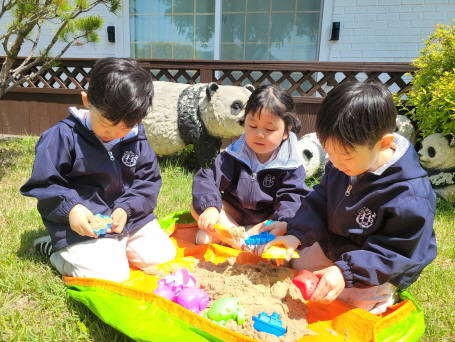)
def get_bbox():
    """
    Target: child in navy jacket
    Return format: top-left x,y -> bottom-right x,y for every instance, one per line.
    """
21,58 -> 176,283
263,82 -> 437,314
191,85 -> 310,250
